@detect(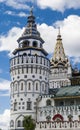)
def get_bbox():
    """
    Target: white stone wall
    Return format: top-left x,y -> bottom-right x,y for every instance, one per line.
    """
49,66 -> 71,89
37,97 -> 80,122
10,38 -> 50,130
